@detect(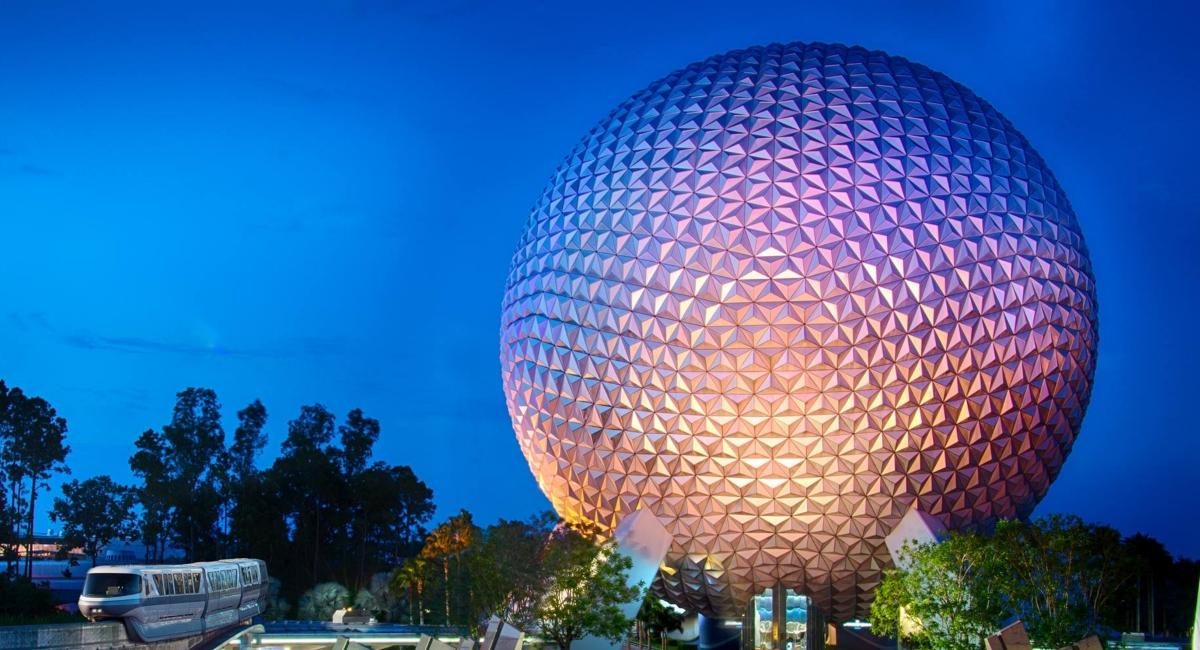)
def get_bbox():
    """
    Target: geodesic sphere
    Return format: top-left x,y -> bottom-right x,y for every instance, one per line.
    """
499,41 -> 1097,621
